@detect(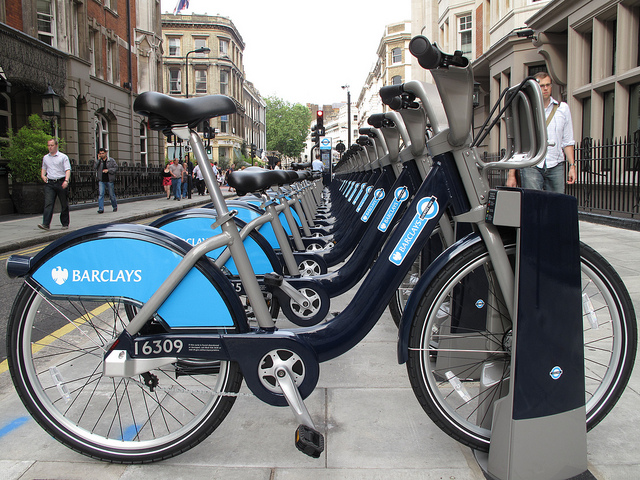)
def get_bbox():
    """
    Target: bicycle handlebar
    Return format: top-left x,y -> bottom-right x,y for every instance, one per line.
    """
409,36 -> 469,70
